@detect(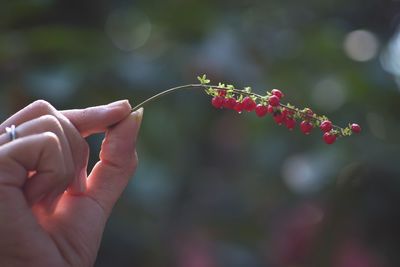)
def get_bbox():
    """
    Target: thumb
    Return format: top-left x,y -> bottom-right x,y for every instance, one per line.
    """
85,108 -> 143,215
